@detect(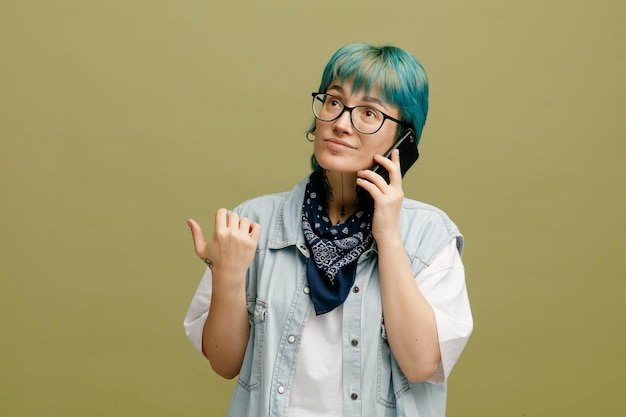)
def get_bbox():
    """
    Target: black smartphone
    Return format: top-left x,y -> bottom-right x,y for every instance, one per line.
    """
370,129 -> 419,184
